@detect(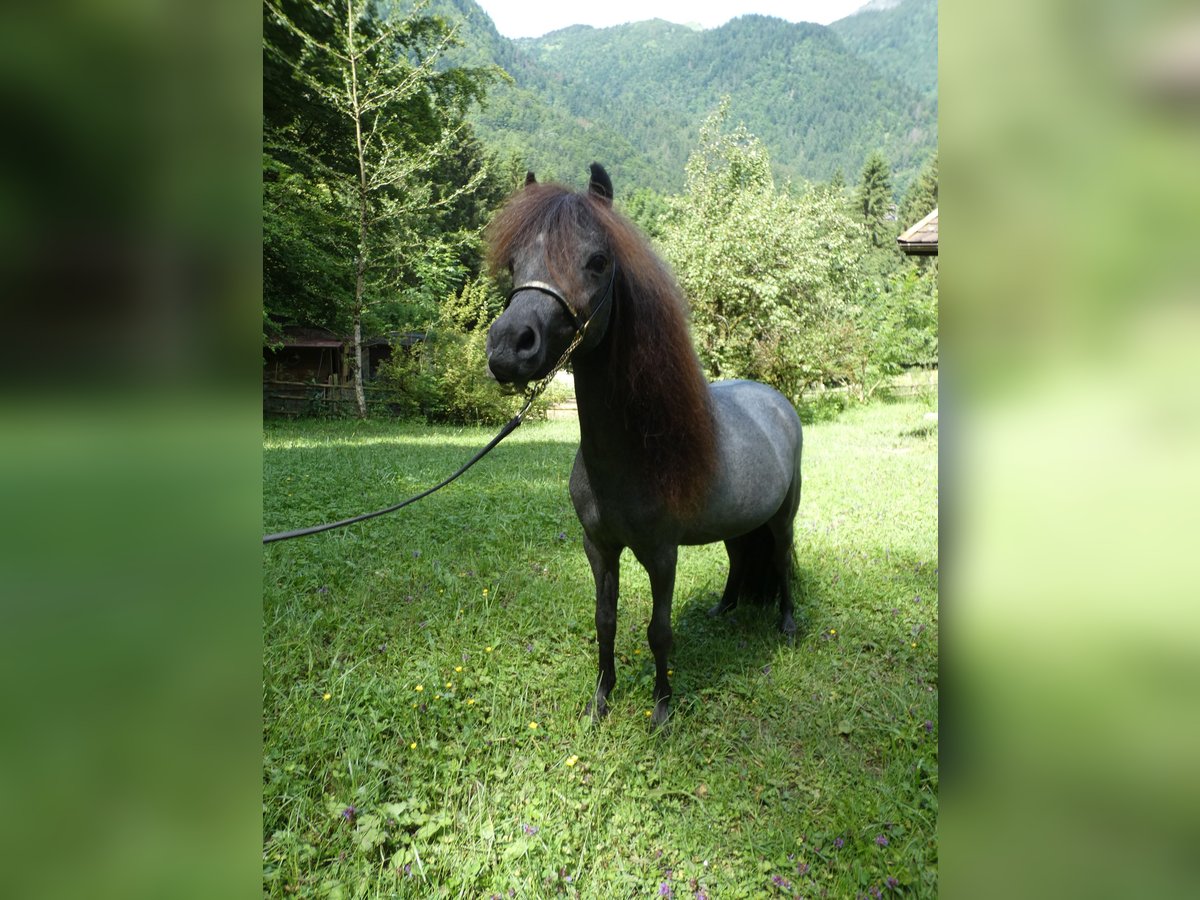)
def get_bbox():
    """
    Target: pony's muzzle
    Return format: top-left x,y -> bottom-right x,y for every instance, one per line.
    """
486,318 -> 544,385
